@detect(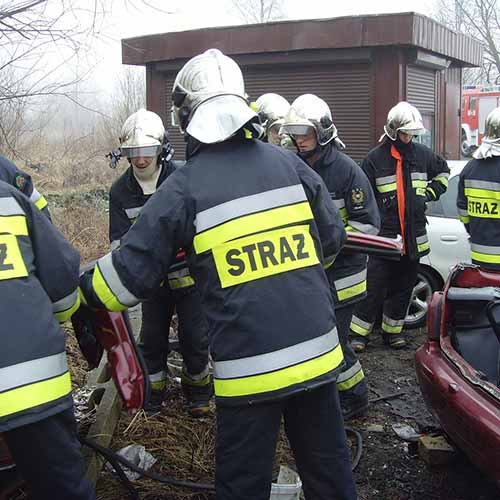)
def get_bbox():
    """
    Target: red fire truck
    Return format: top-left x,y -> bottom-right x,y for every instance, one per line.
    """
462,85 -> 500,156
